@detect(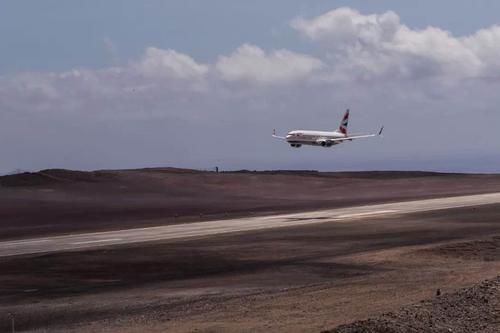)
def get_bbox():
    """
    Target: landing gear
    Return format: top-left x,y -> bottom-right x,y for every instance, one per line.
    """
290,144 -> 302,148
